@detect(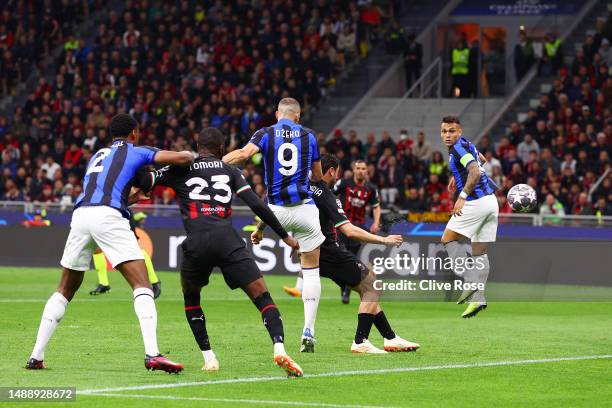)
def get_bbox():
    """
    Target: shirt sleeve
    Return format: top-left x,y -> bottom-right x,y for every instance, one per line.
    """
151,165 -> 181,188
368,185 -> 380,207
450,141 -> 476,169
134,167 -> 156,193
248,128 -> 268,152
230,165 -> 252,195
316,186 -> 350,228
134,146 -> 159,165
